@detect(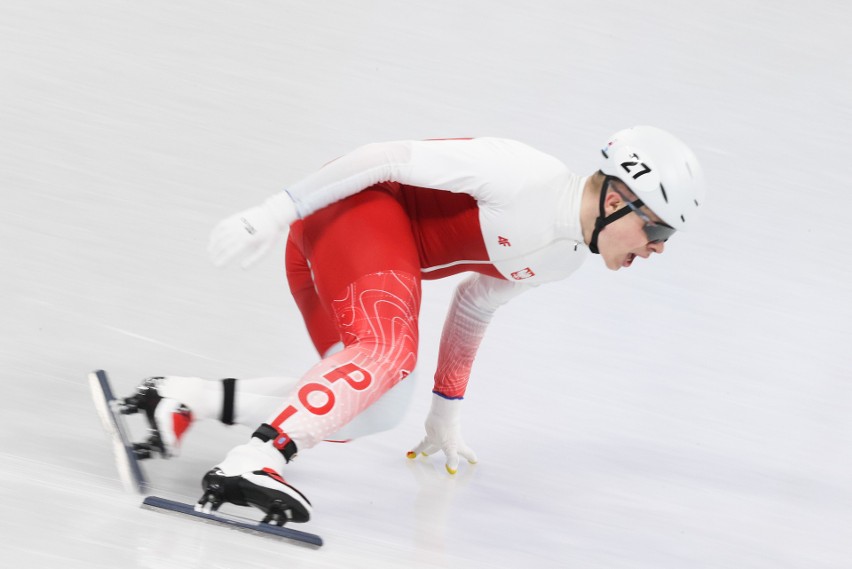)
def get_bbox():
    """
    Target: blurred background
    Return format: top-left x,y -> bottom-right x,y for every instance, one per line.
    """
1,1 -> 850,567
